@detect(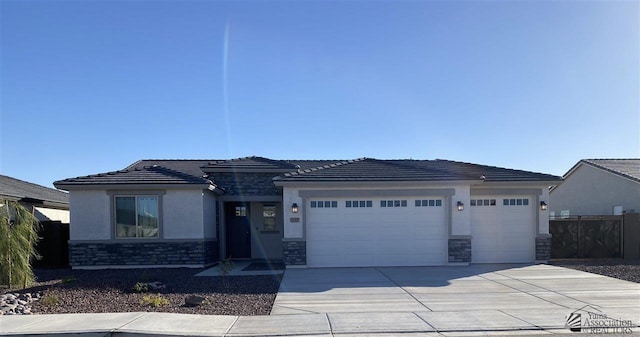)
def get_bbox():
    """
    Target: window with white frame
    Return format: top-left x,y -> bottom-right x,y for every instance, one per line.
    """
380,200 -> 407,207
415,199 -> 443,207
310,200 -> 338,208
115,195 -> 159,238
502,198 -> 529,206
471,199 -> 496,206
346,200 -> 373,208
